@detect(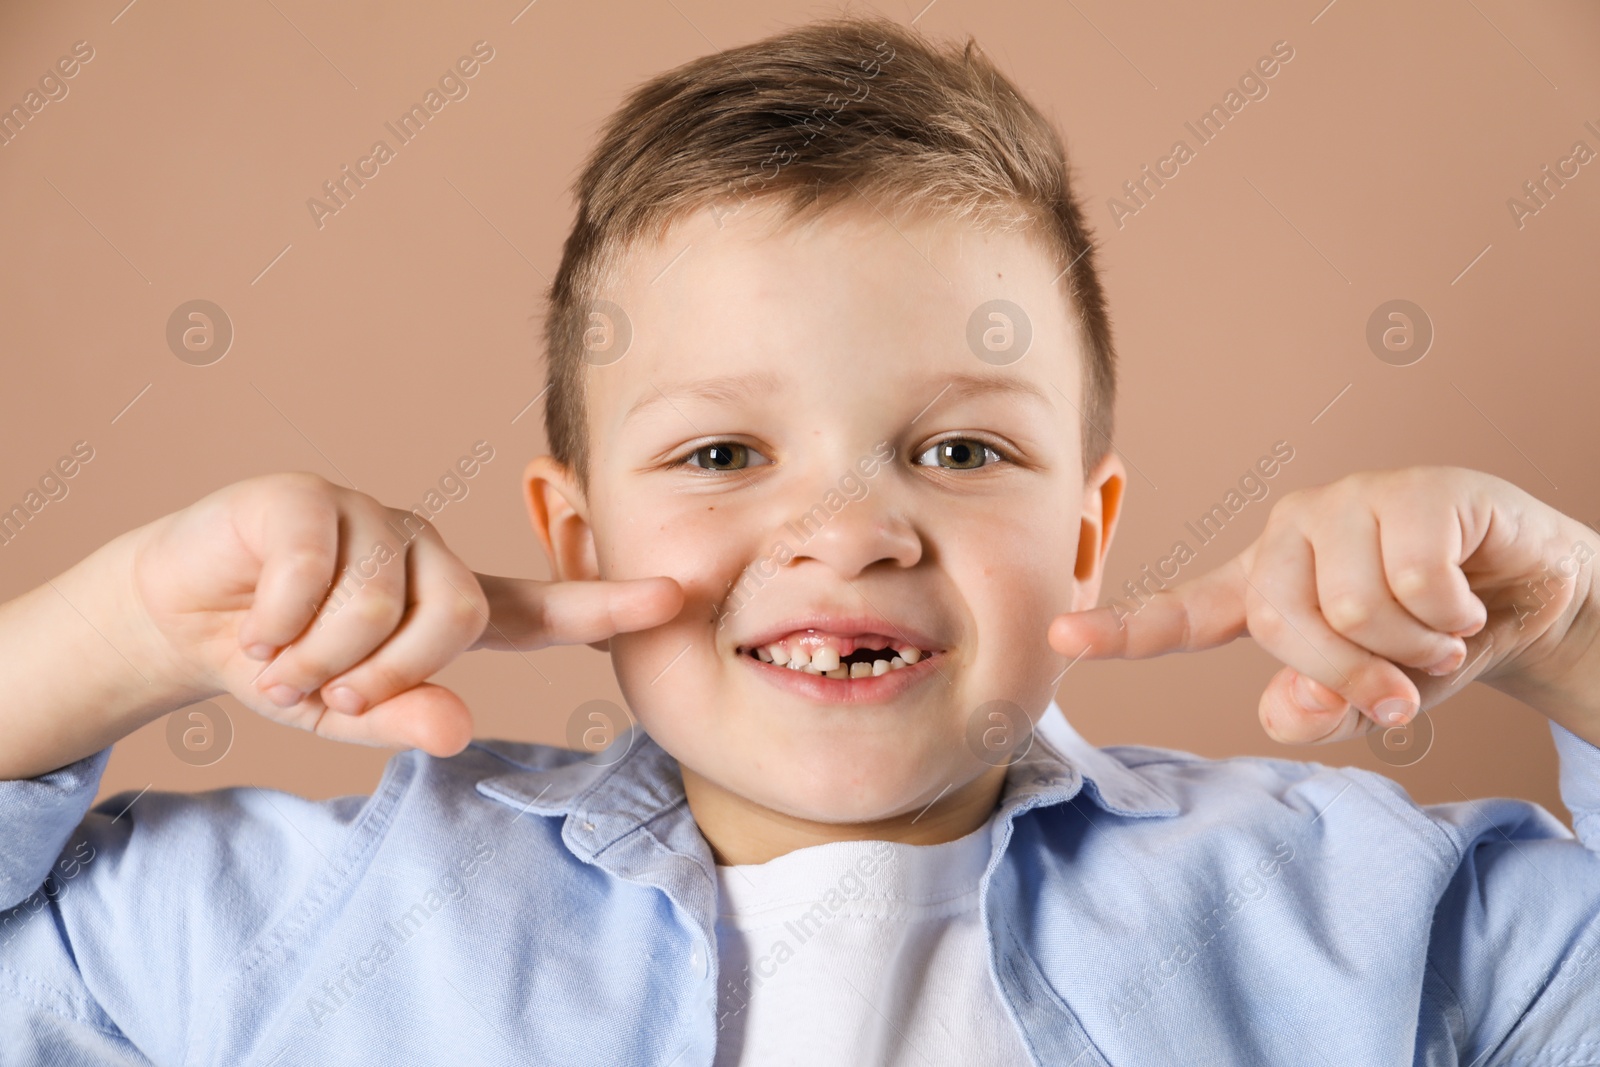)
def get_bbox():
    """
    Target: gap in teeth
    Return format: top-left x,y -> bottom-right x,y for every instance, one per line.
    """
746,639 -> 924,675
